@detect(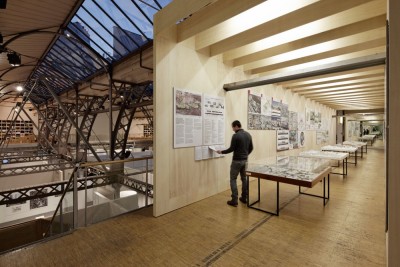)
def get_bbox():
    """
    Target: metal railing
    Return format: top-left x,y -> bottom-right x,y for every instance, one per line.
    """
43,156 -> 153,237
